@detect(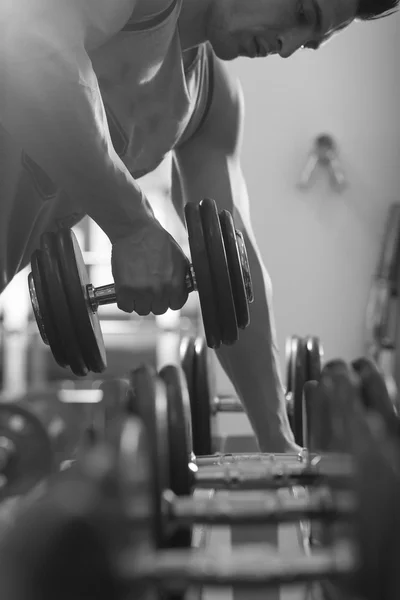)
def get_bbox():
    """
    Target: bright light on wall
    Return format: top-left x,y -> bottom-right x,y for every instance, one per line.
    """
0,267 -> 30,331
